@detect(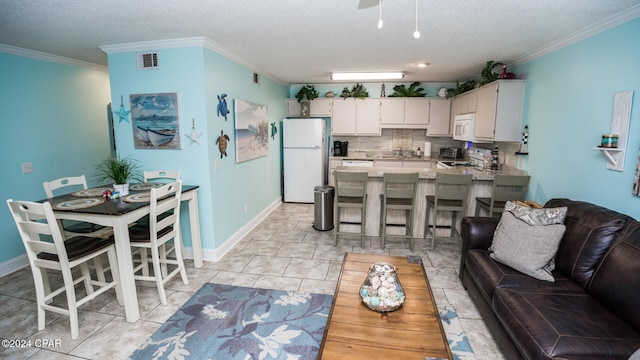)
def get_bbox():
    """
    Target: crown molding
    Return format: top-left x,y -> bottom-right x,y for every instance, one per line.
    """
0,43 -> 107,71
512,4 -> 640,65
100,36 -> 288,85
99,37 -> 207,54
